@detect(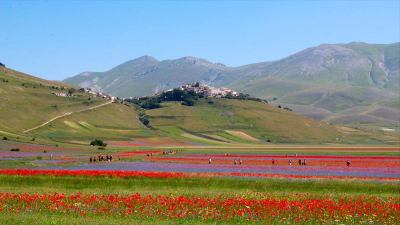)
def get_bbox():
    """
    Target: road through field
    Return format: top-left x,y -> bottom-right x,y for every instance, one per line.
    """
23,100 -> 113,133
